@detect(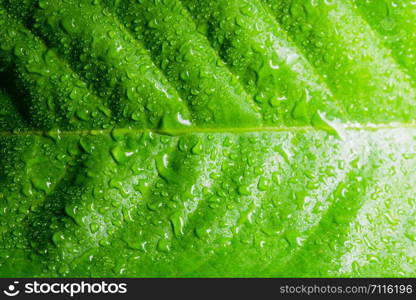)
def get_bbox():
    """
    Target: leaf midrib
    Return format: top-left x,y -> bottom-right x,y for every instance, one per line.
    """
1,122 -> 416,137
